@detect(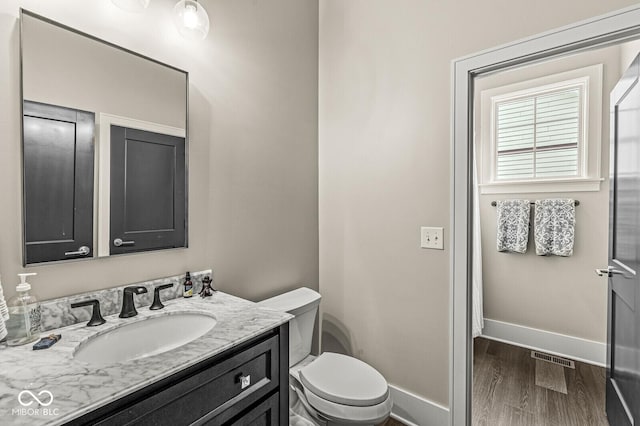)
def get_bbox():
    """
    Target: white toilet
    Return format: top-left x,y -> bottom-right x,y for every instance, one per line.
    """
259,287 -> 393,425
